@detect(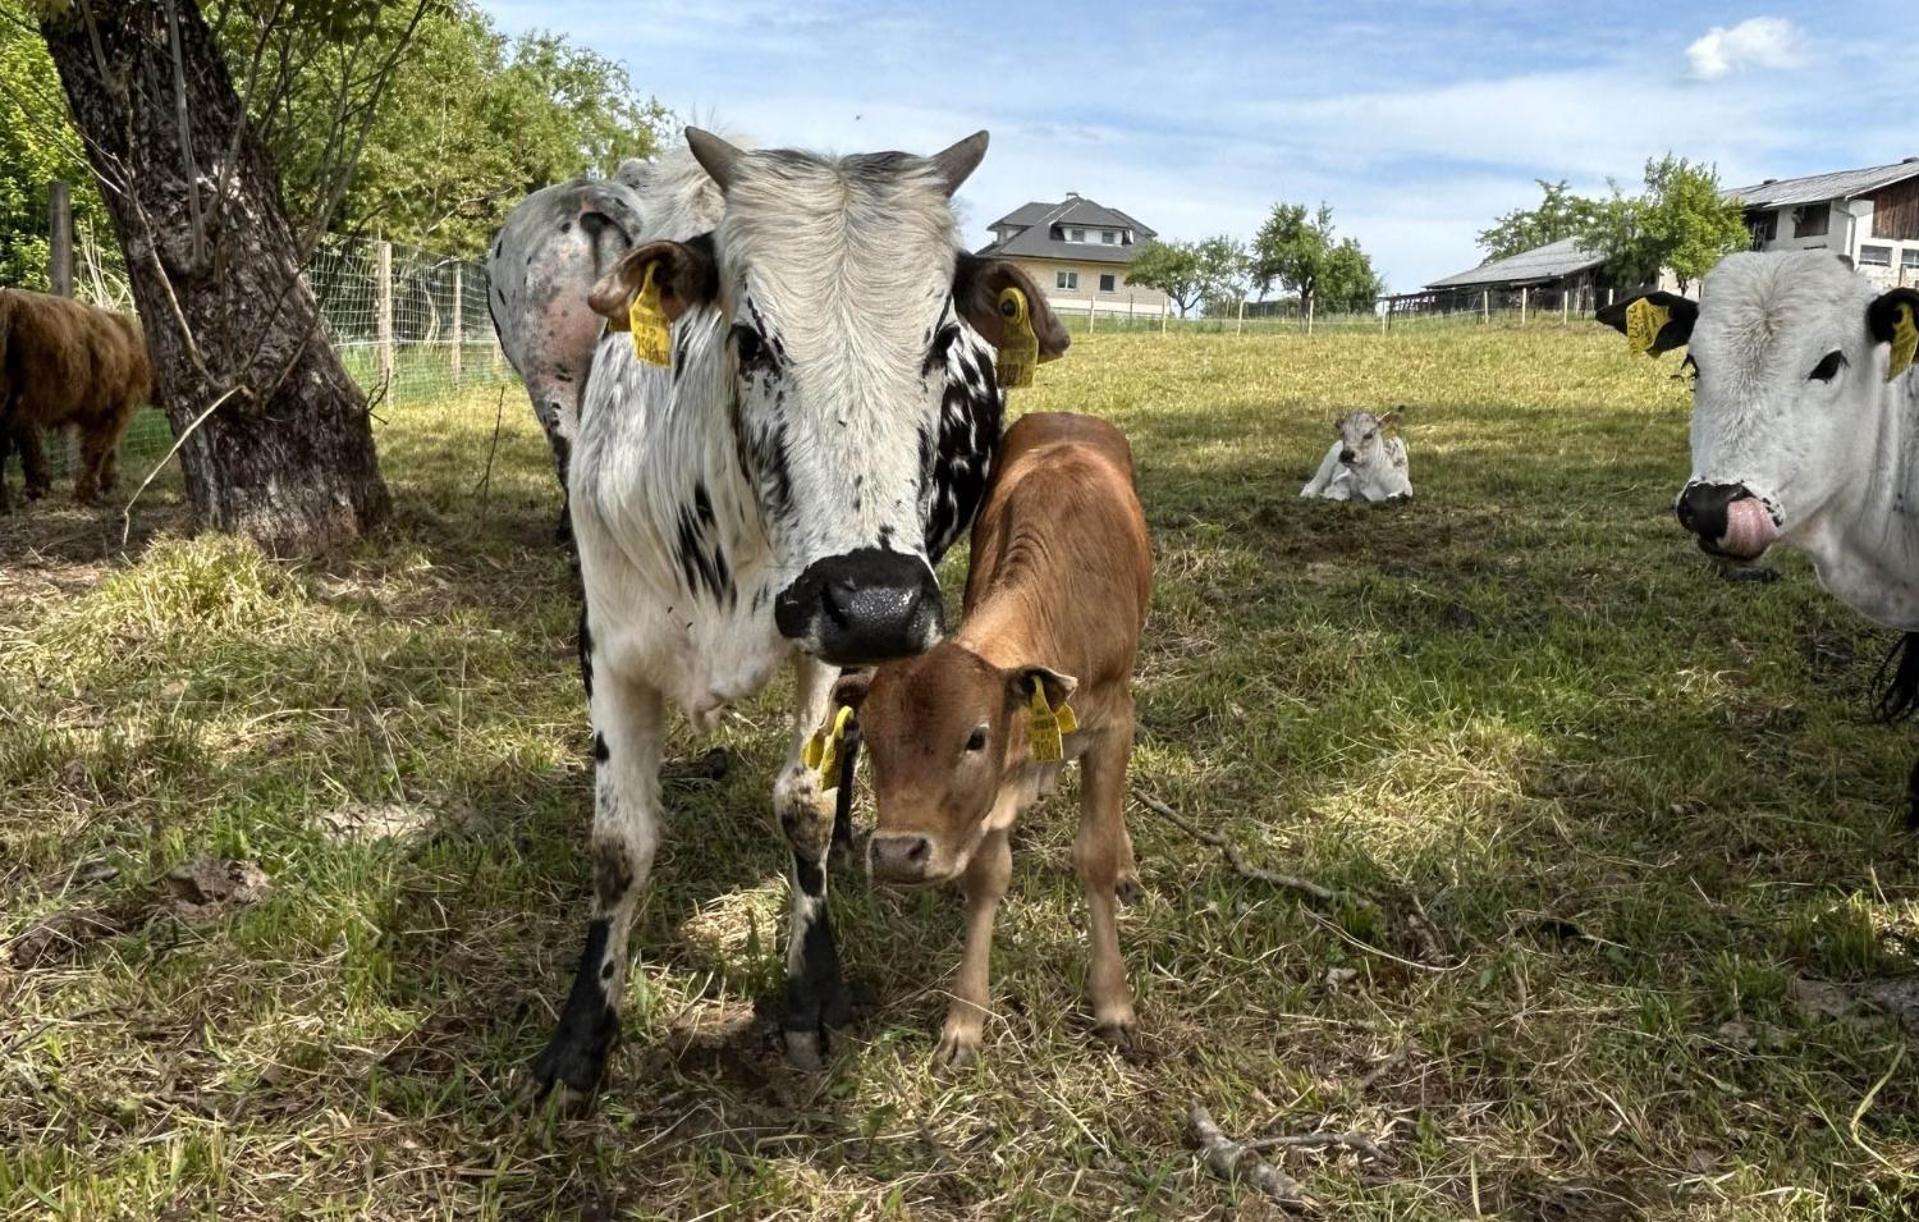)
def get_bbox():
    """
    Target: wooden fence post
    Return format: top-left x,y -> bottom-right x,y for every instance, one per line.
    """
376,239 -> 395,397
1561,286 -> 1569,324
1481,289 -> 1489,324
1087,297 -> 1095,333
48,180 -> 73,297
1161,300 -> 1168,334
1519,285 -> 1528,326
450,263 -> 463,386
1306,295 -> 1315,336
1235,297 -> 1245,335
